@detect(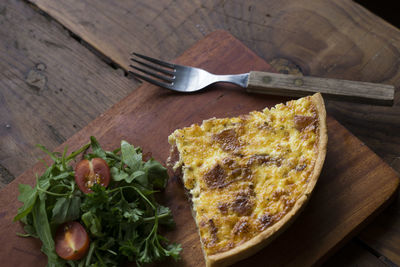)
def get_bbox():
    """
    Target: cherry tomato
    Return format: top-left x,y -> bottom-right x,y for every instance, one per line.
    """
75,158 -> 110,193
55,221 -> 90,261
